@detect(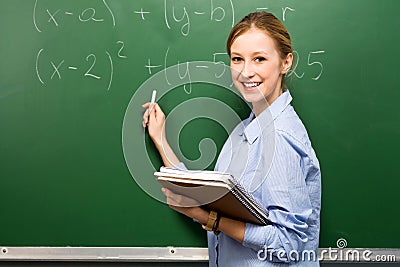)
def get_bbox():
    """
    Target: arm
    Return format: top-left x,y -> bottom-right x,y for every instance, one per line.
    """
241,132 -> 320,262
142,102 -> 180,167
162,188 -> 246,243
142,103 -> 252,244
216,216 -> 245,242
